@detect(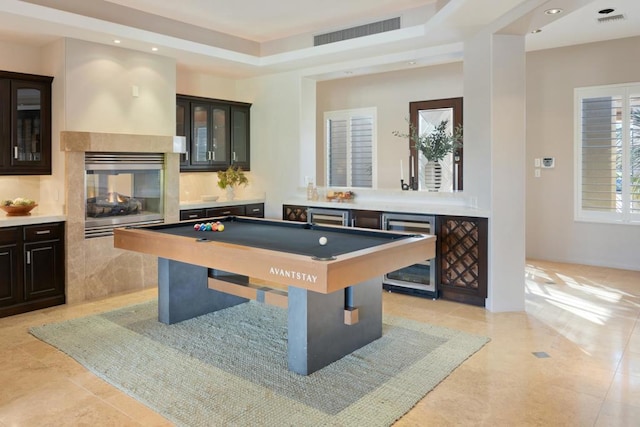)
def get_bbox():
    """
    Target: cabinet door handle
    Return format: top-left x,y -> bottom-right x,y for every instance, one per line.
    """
185,151 -> 189,161
233,152 -> 237,162
14,146 -> 19,159
222,211 -> 231,215
36,230 -> 51,235
26,251 -> 31,265
252,208 -> 260,212
188,214 -> 198,219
